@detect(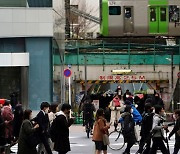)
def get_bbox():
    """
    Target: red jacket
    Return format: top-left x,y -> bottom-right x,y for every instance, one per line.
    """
1,106 -> 14,138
